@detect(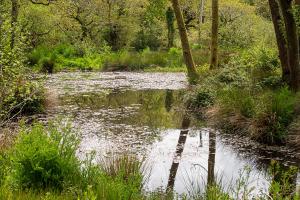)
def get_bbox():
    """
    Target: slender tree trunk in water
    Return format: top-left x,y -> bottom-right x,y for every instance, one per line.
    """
198,0 -> 205,44
210,0 -> 219,69
278,0 -> 300,92
11,0 -> 18,49
171,0 -> 199,84
207,131 -> 216,185
268,0 -> 290,83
